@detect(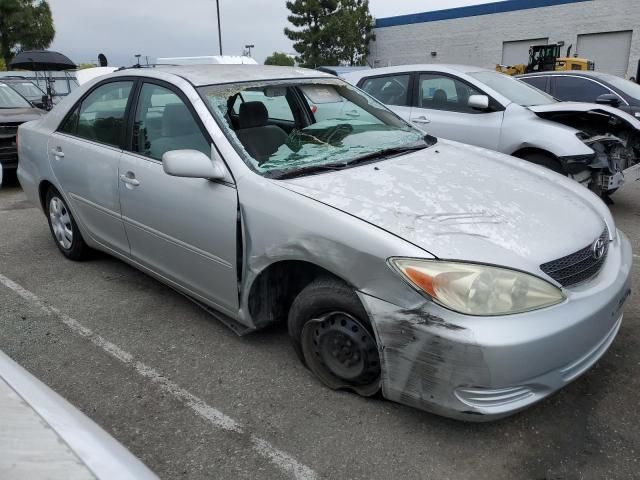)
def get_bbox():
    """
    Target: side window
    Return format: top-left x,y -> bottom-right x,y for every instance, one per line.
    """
520,76 -> 548,93
59,105 -> 79,134
133,83 -> 210,161
232,89 -> 294,122
551,77 -> 610,102
360,74 -> 411,107
61,81 -> 133,146
418,74 -> 482,113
